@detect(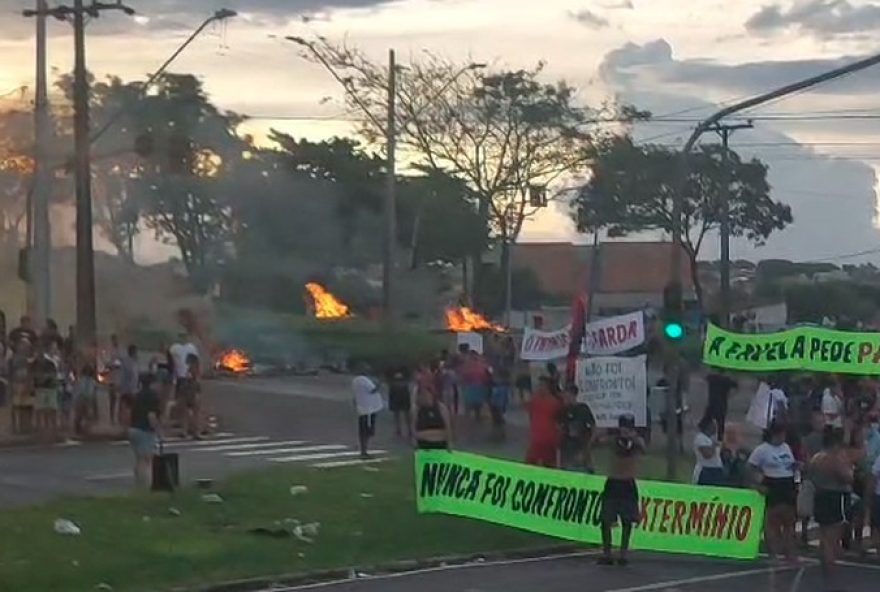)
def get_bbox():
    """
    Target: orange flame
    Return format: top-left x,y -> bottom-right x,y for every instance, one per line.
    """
305,282 -> 352,319
445,306 -> 504,332
217,349 -> 251,374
